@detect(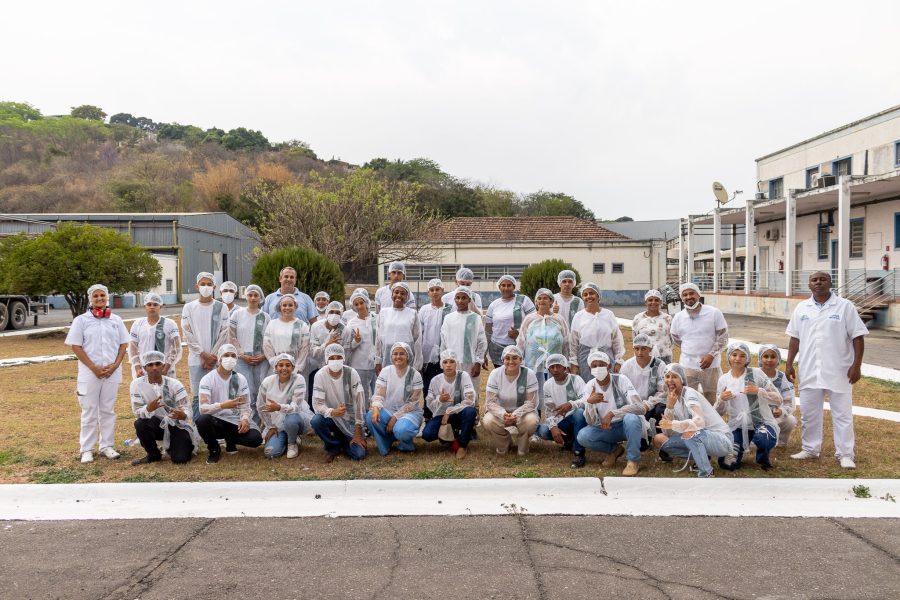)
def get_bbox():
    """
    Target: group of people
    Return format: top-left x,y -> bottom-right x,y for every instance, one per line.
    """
65,263 -> 868,477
